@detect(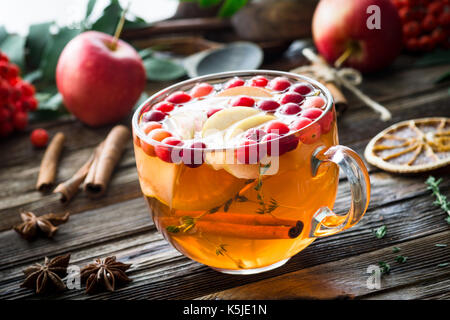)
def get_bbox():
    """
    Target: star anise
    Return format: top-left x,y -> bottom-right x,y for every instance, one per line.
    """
80,256 -> 132,294
21,253 -> 71,294
14,211 -> 70,240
